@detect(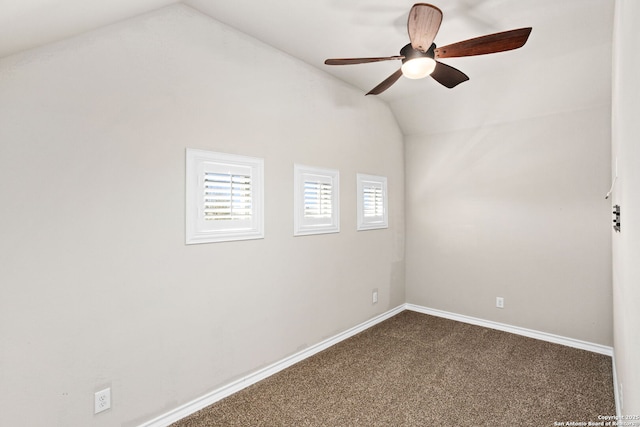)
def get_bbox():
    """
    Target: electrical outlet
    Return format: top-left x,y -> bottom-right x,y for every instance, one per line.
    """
94,388 -> 111,414
372,289 -> 378,304
496,297 -> 504,309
